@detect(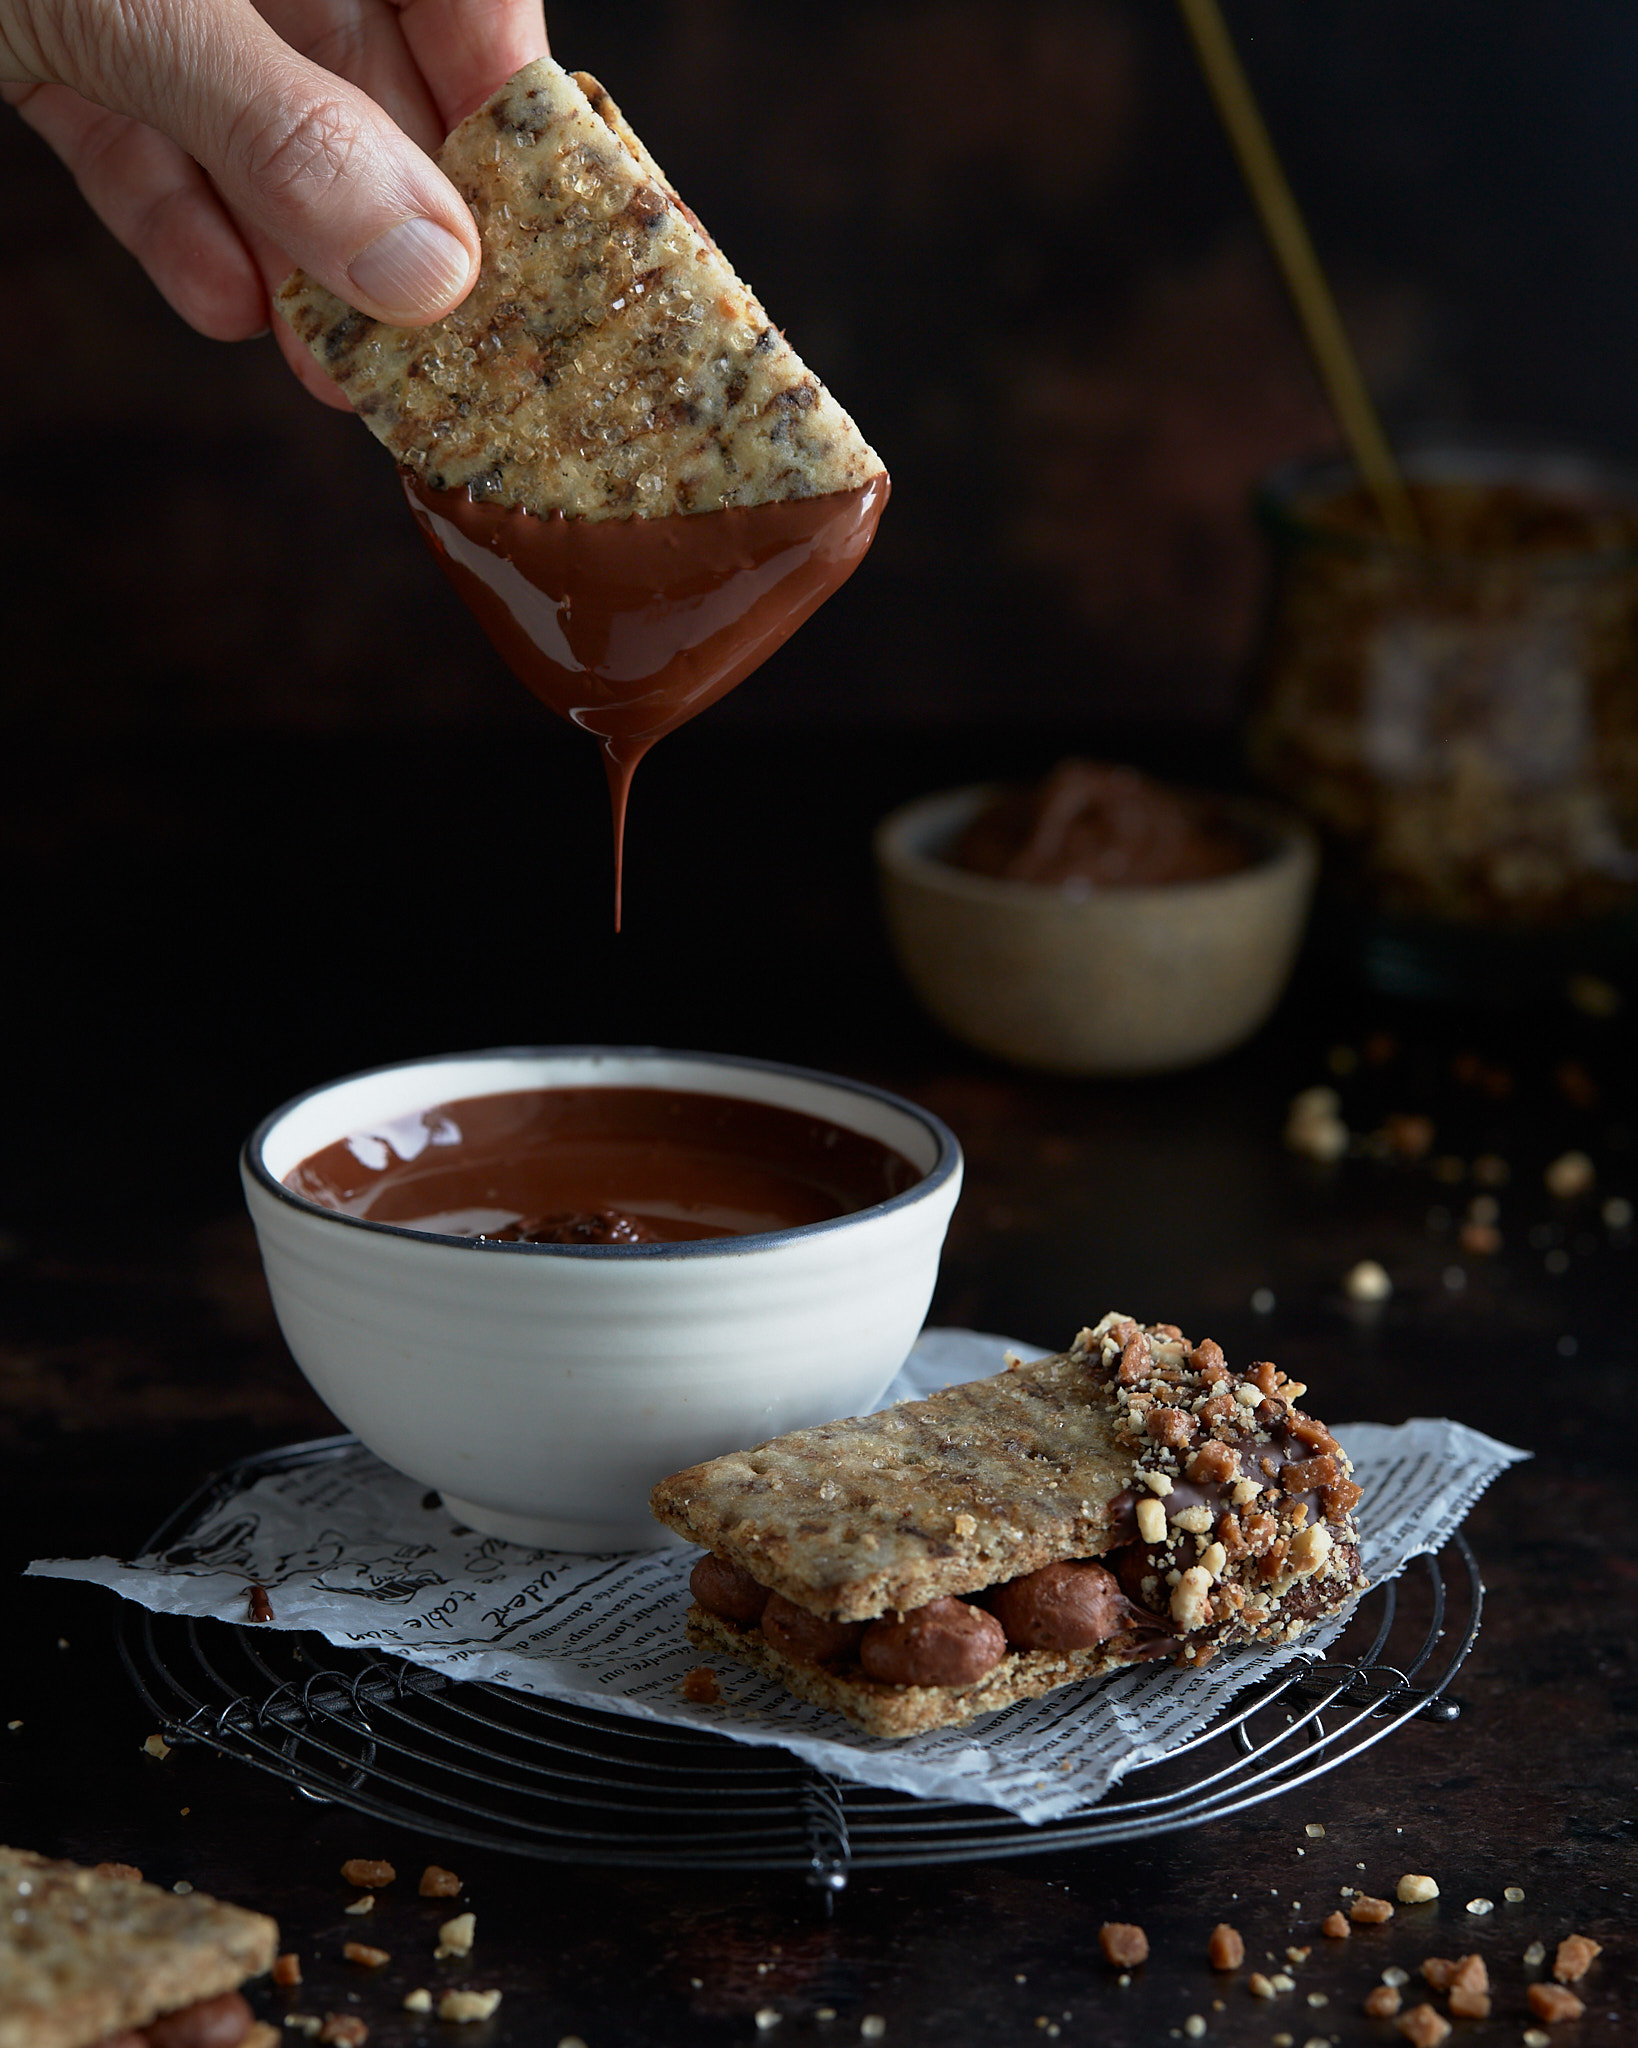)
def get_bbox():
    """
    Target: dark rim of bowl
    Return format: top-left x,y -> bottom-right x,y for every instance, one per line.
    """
243,1046 -> 962,1259
1255,439 -> 1638,574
